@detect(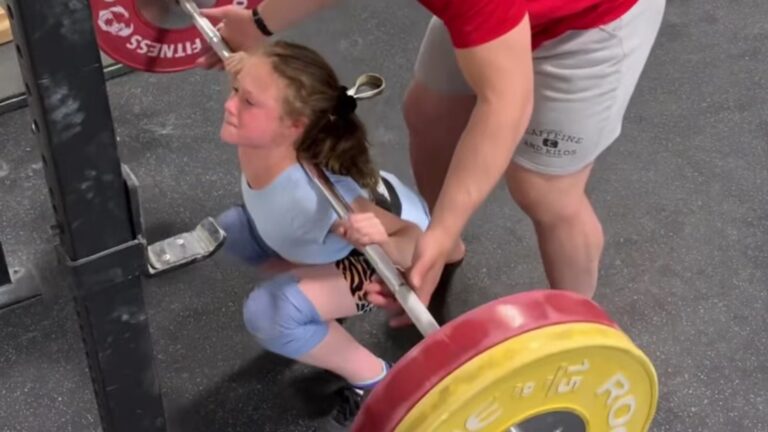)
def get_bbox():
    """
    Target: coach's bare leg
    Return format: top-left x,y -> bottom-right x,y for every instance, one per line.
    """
403,79 -> 476,262
506,162 -> 604,298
